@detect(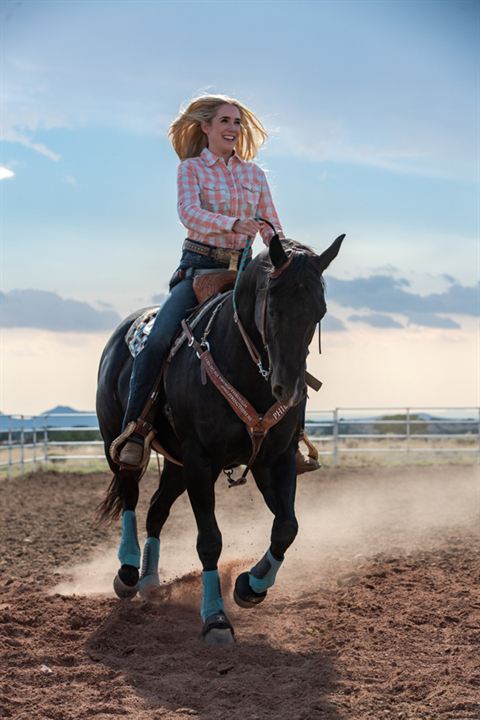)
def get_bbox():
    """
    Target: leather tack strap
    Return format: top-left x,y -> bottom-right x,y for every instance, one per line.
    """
134,418 -> 154,438
305,371 -> 322,392
269,253 -> 294,279
181,319 -> 292,483
234,311 -> 264,369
